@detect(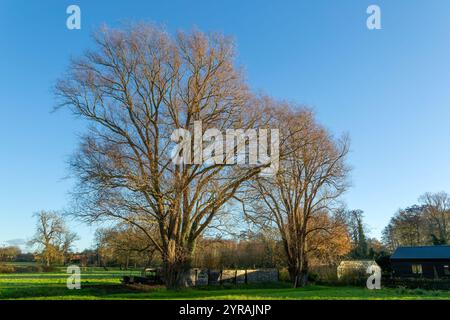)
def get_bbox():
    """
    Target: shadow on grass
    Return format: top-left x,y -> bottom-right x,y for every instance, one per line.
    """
2,281 -> 449,300
0,284 -> 143,299
0,282 -> 294,300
